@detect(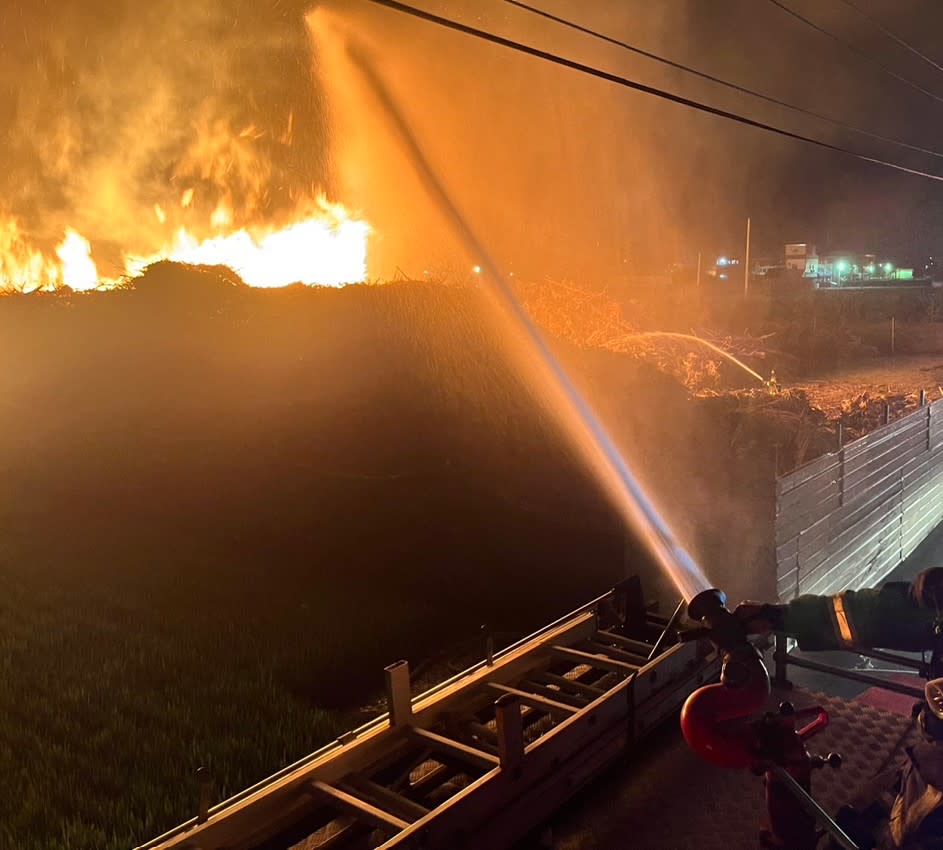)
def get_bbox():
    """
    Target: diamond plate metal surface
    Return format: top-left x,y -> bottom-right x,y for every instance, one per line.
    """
543,688 -> 913,850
